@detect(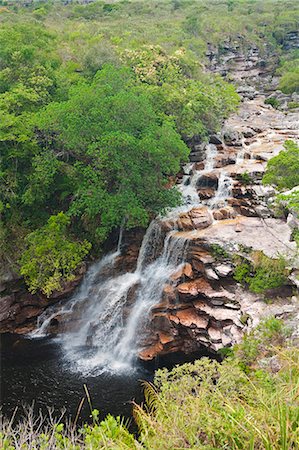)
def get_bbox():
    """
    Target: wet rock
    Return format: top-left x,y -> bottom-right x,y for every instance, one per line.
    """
139,341 -> 163,360
171,263 -> 194,282
198,188 -> 216,200
196,172 -> 219,189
